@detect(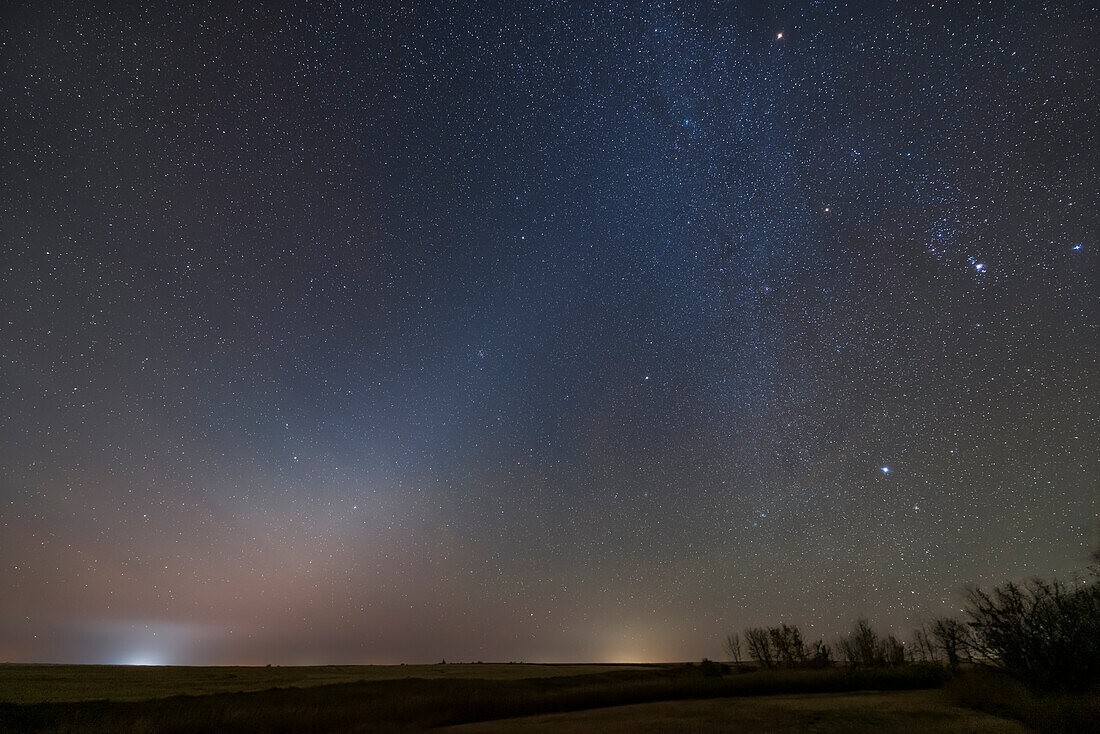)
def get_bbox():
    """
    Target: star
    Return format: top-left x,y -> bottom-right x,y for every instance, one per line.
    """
2,0 -> 1091,671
